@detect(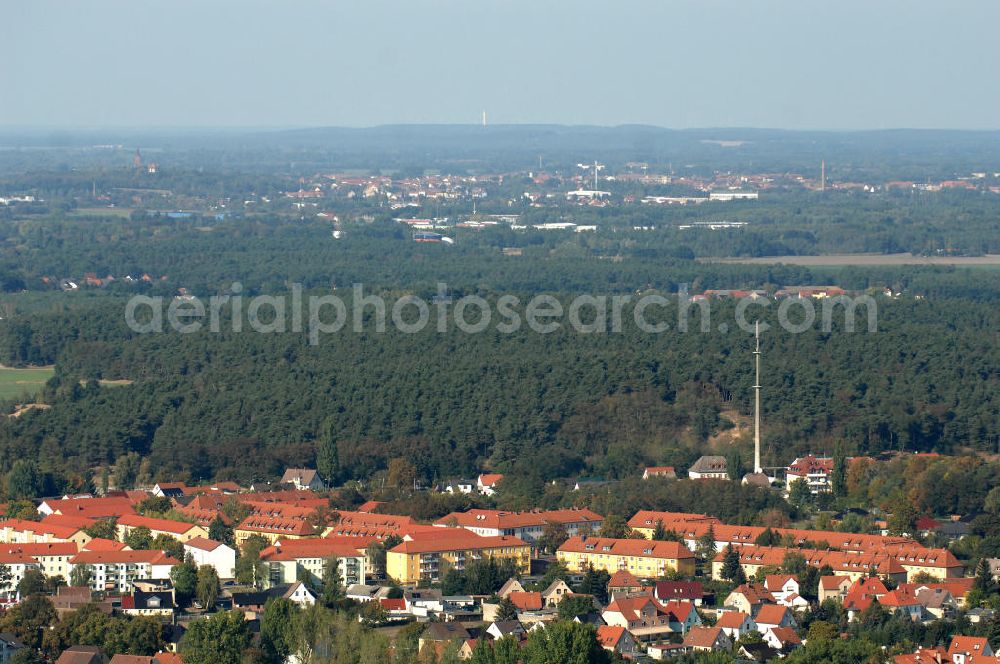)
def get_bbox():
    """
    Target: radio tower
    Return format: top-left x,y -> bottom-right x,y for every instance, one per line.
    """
753,321 -> 763,474
820,160 -> 826,192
